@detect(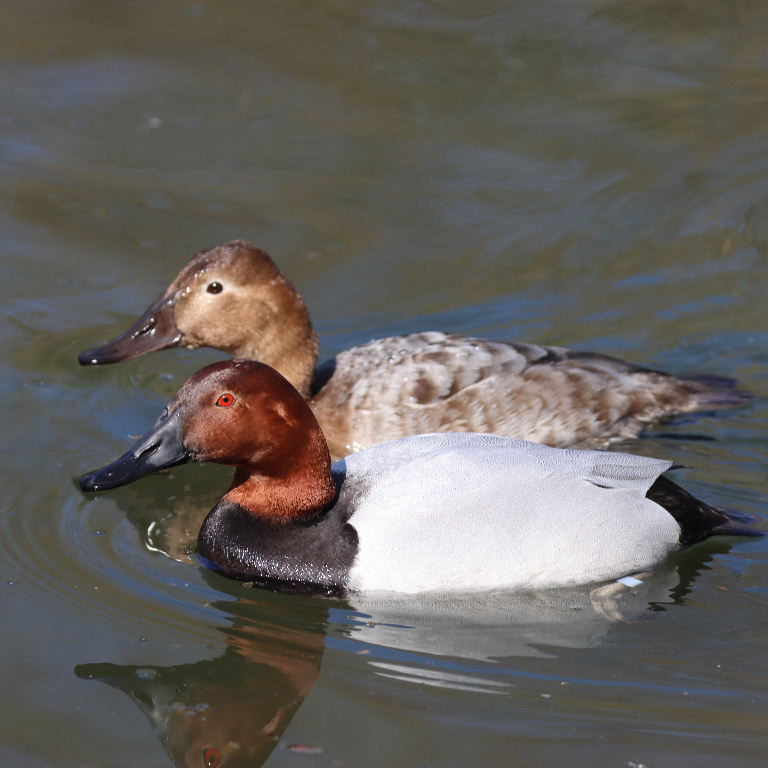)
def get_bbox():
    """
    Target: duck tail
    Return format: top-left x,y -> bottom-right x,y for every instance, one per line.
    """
709,507 -> 764,539
647,475 -> 763,546
682,375 -> 753,411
